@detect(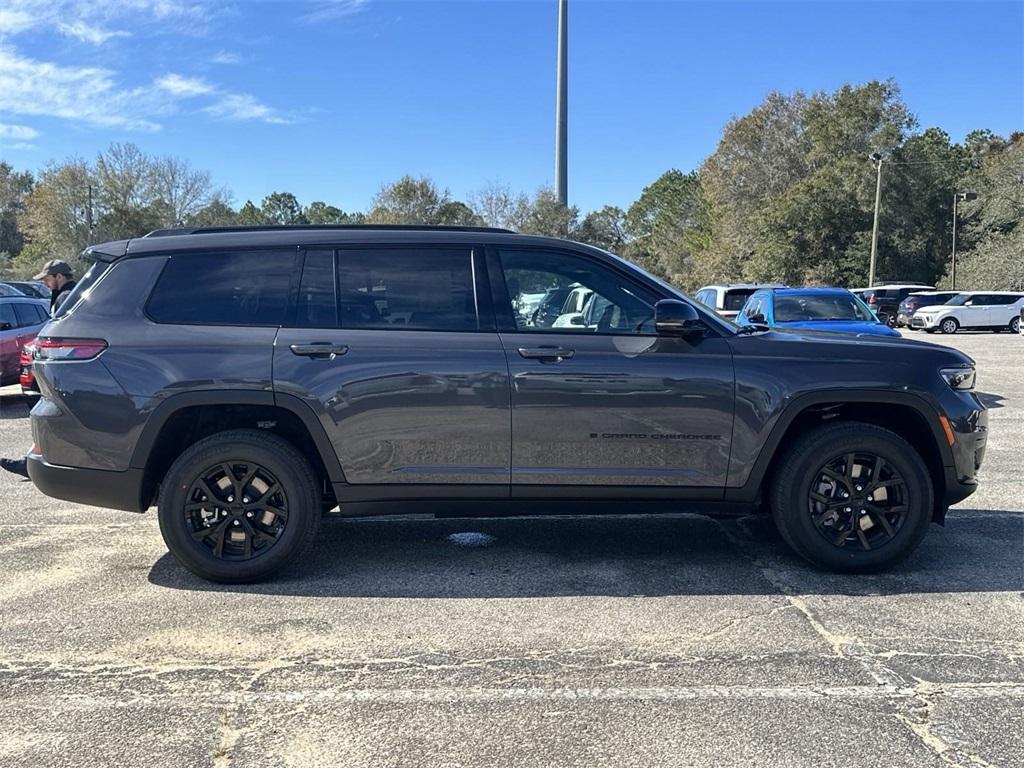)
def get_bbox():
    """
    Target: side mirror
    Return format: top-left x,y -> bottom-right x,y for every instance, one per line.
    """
569,315 -> 585,326
0,321 -> 10,331
748,313 -> 766,325
655,300 -> 704,337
